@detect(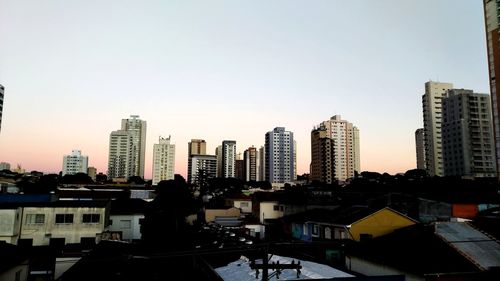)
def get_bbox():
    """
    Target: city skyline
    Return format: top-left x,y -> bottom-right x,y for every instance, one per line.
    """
0,0 -> 489,179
